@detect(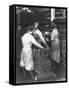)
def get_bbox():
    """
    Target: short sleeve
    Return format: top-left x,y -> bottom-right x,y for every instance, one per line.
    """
35,29 -> 42,36
51,28 -> 58,40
